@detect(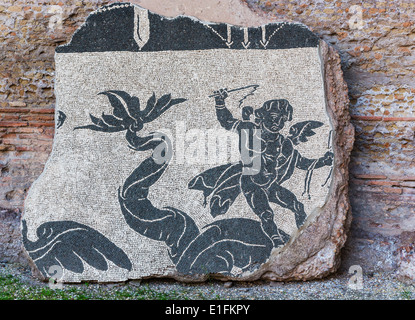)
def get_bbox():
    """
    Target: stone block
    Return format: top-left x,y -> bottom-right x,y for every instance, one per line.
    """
21,3 -> 354,282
